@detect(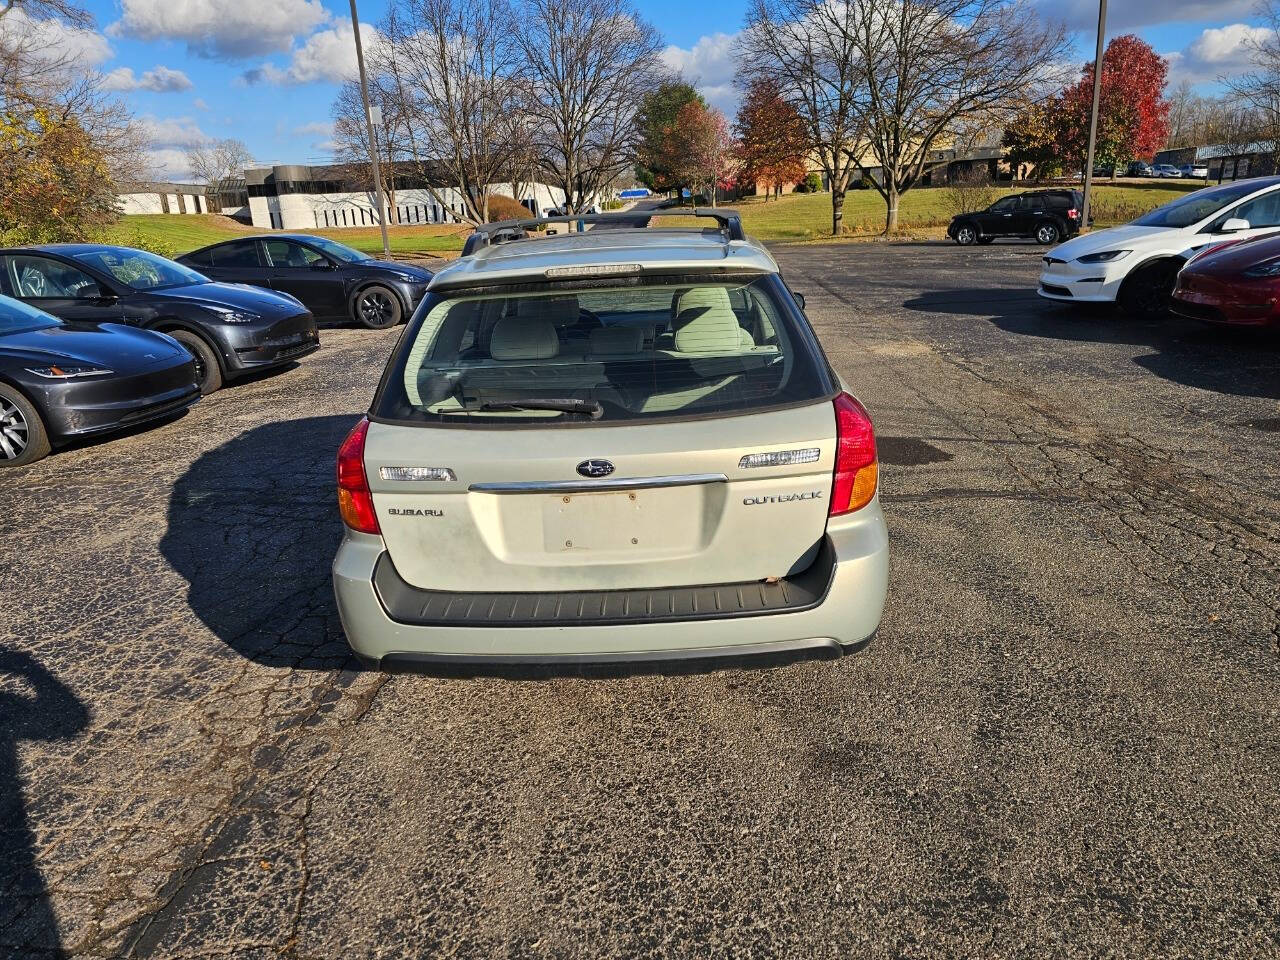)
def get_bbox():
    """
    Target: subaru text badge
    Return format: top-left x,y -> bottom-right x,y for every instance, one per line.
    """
576,459 -> 615,478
